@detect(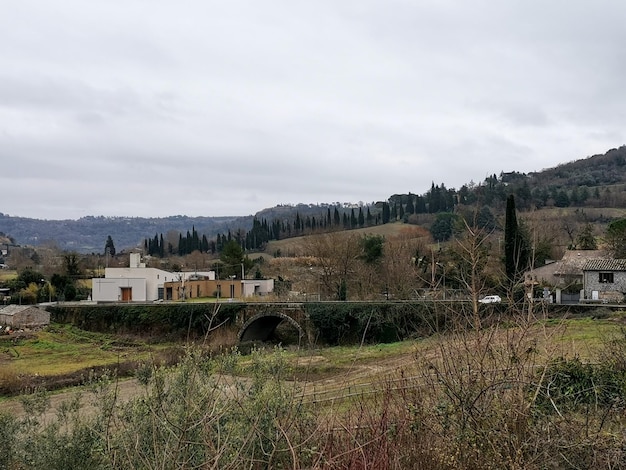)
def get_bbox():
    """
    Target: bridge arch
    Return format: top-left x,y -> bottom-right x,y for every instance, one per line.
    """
238,312 -> 306,343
